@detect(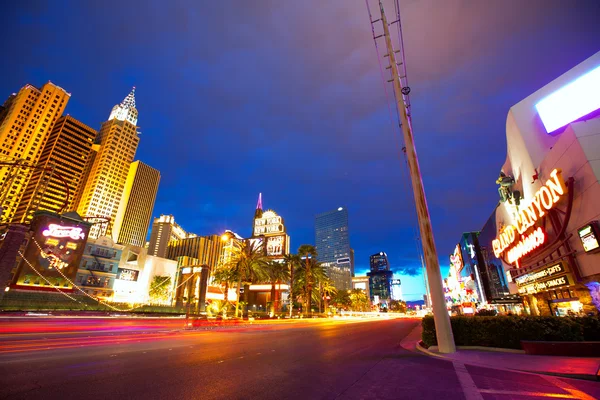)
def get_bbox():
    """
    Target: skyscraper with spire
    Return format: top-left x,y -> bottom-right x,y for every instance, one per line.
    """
76,88 -> 140,238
